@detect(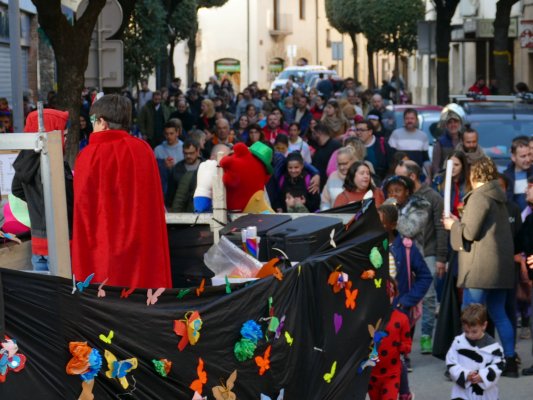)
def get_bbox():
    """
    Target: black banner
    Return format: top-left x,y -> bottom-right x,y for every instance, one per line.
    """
0,202 -> 388,399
